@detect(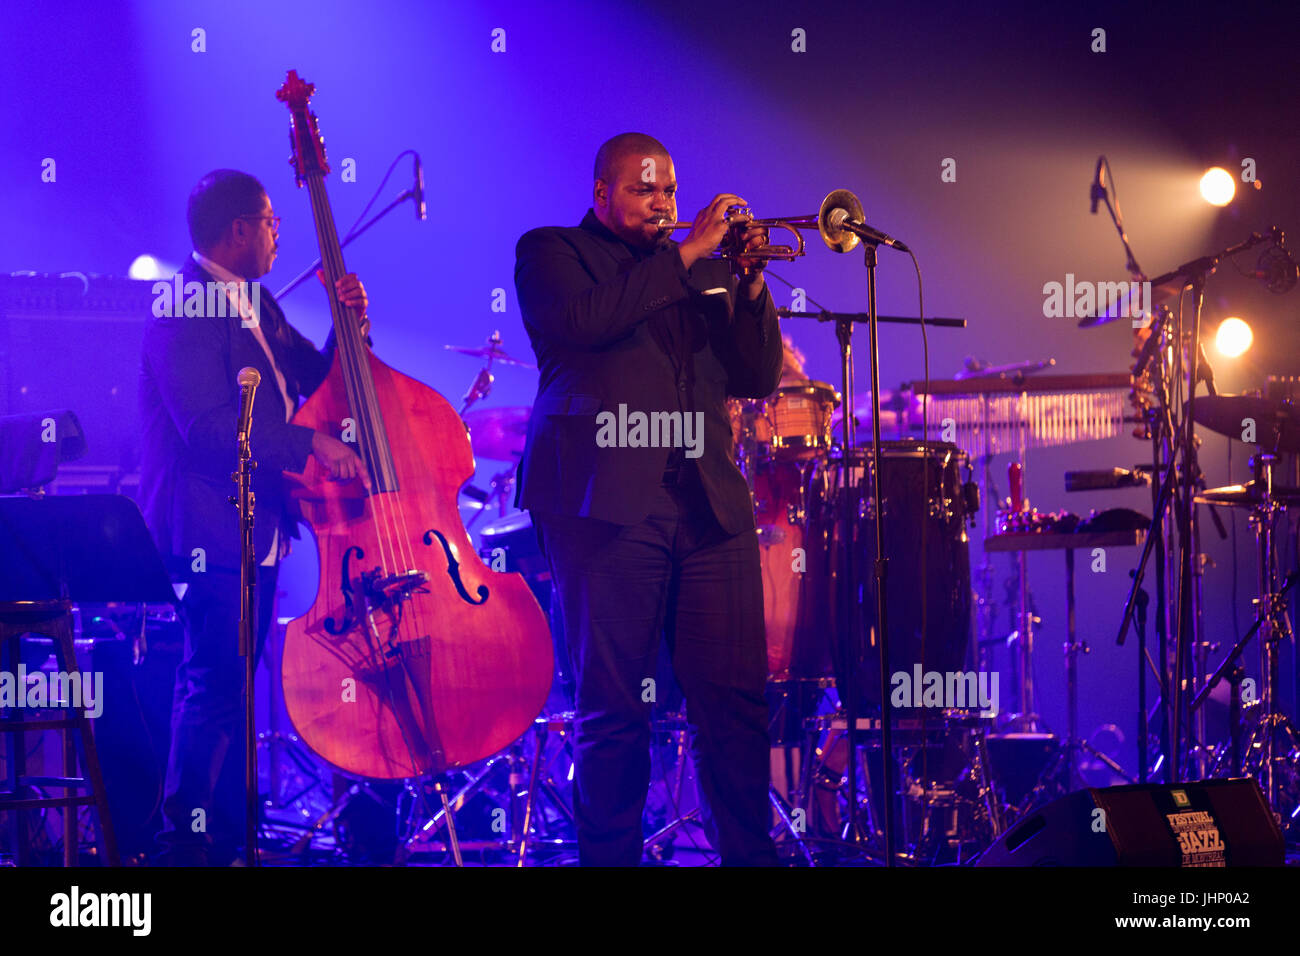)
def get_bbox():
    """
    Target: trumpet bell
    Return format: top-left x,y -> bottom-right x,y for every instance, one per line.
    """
818,189 -> 864,254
